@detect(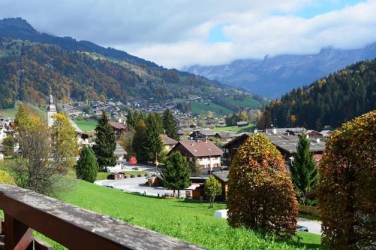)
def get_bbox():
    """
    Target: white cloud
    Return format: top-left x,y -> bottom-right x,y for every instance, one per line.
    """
1,0 -> 375,69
